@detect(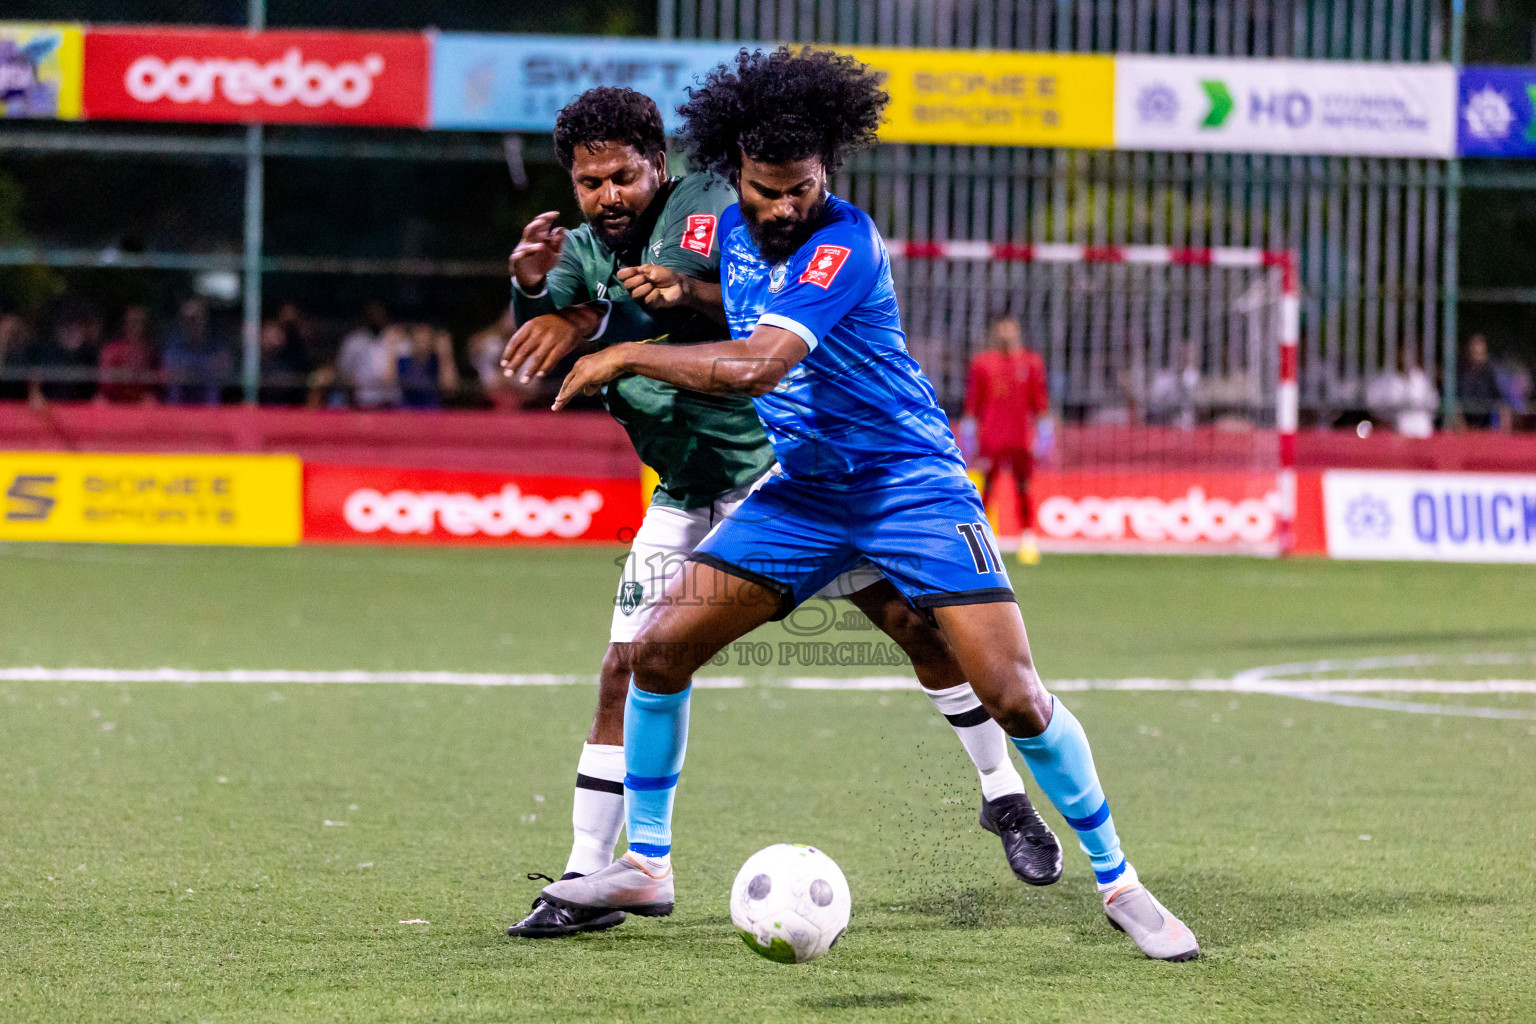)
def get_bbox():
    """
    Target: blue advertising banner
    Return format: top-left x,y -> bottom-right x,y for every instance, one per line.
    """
1458,66 -> 1536,157
428,34 -> 741,132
